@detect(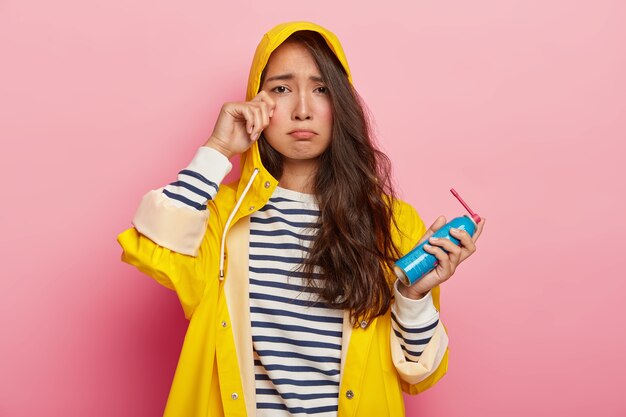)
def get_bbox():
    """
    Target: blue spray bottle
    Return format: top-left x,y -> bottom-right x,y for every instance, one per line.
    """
394,188 -> 482,286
